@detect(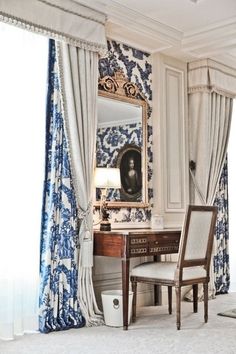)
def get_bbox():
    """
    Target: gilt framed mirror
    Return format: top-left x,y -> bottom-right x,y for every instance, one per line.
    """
95,69 -> 148,208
